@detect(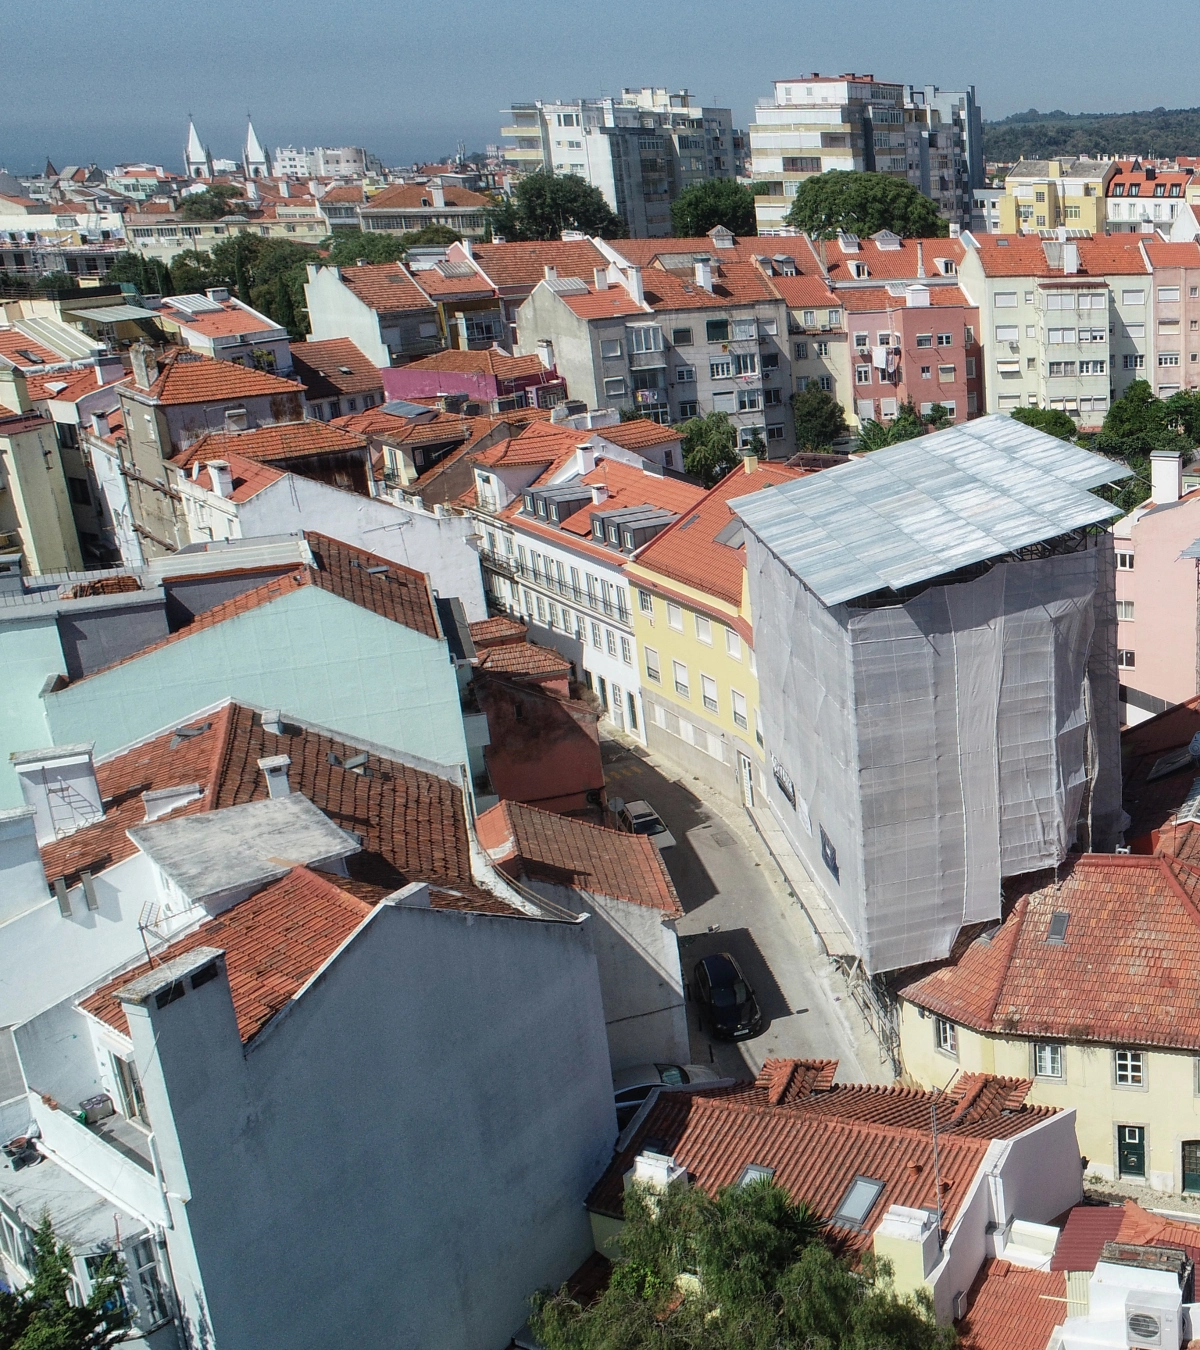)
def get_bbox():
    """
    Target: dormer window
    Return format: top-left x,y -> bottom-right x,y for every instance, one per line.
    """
607,525 -> 620,544
536,499 -> 547,517
1112,183 -> 1125,197
523,493 -> 535,514
852,262 -> 870,279
592,521 -> 604,539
